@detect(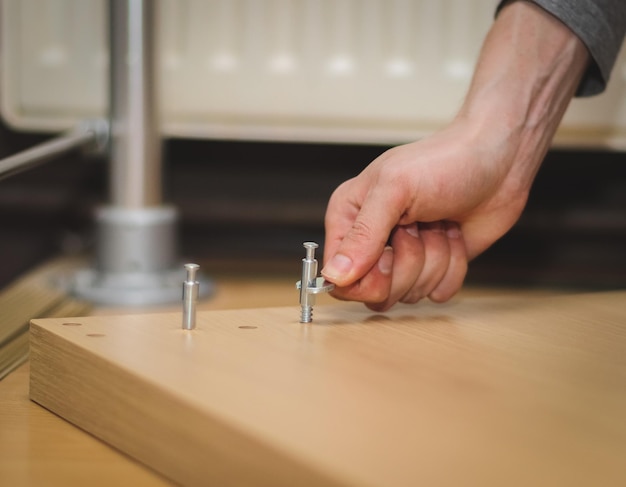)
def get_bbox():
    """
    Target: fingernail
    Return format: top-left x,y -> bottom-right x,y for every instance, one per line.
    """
378,246 -> 394,275
321,254 -> 353,280
403,224 -> 419,238
446,224 -> 461,238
